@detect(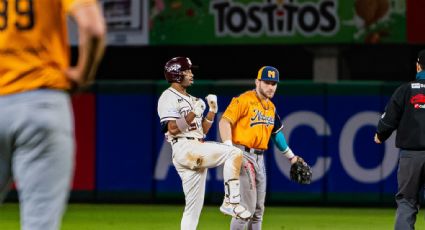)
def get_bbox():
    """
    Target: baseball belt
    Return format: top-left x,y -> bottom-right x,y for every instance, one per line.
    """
235,144 -> 265,155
